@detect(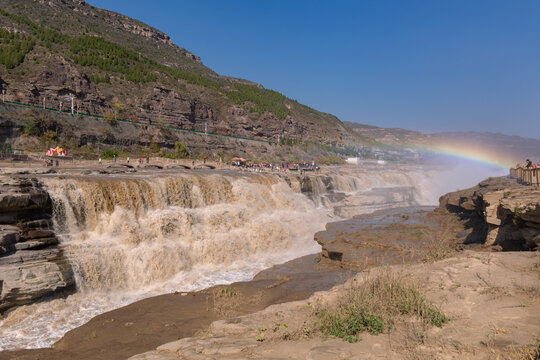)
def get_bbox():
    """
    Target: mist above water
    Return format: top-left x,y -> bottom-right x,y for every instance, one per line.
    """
414,156 -> 508,201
